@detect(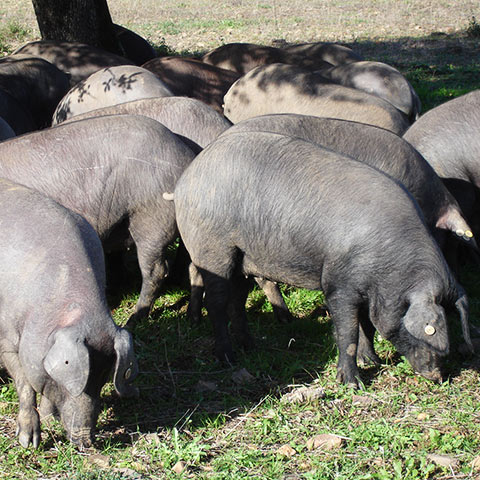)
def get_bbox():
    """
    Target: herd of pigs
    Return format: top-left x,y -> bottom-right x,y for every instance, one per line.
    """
0,27 -> 479,450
